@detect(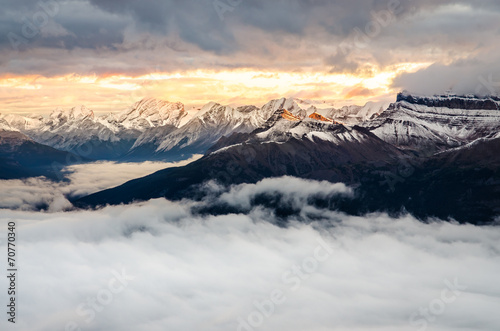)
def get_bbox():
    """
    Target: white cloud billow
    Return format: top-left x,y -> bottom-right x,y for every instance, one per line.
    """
0,191 -> 499,330
0,156 -> 201,211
